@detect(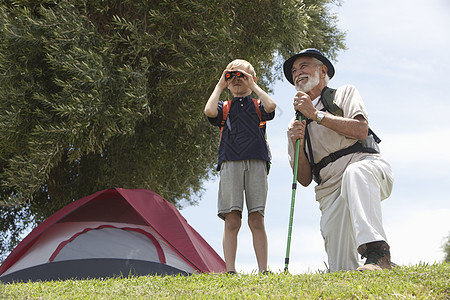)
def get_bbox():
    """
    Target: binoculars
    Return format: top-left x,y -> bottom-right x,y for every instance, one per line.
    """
225,71 -> 245,80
